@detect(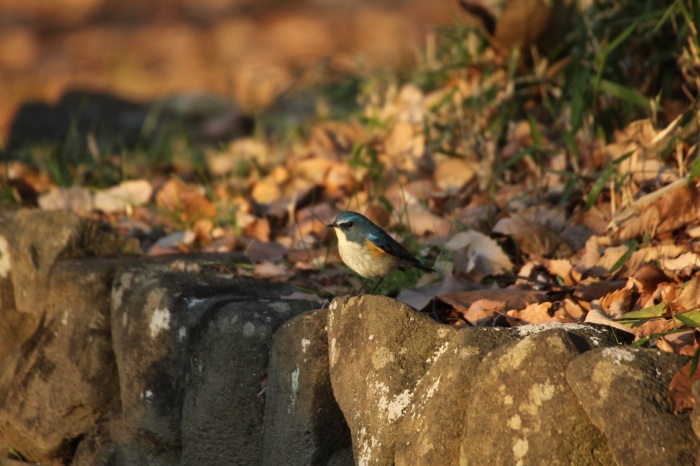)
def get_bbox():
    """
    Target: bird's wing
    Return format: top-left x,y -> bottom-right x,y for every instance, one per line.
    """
366,228 -> 435,273
366,230 -> 419,262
